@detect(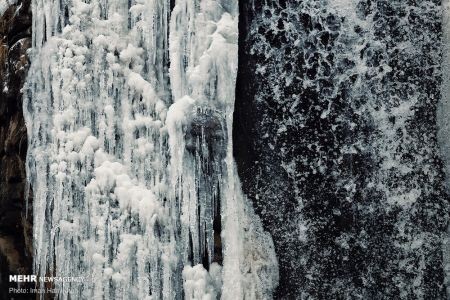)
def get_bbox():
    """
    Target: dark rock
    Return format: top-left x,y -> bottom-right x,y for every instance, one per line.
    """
0,0 -> 32,298
235,0 -> 449,298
